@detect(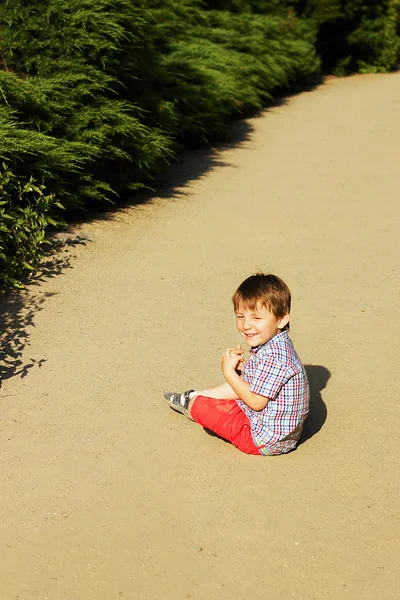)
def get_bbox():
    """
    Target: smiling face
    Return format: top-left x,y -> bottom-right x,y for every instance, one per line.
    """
235,302 -> 289,348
